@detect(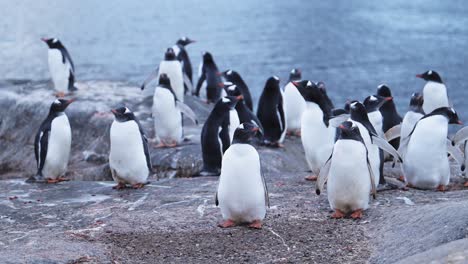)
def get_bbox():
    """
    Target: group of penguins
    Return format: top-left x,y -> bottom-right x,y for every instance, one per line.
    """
25,37 -> 468,228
